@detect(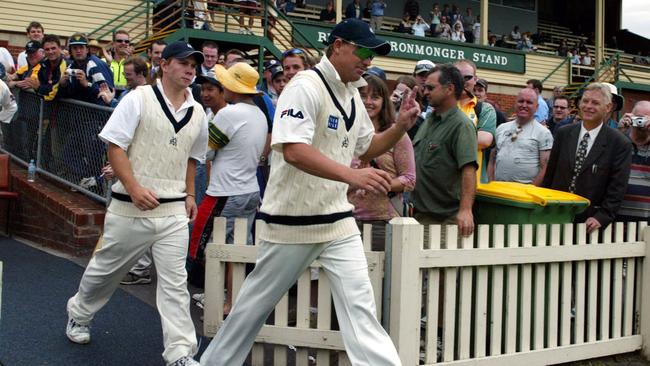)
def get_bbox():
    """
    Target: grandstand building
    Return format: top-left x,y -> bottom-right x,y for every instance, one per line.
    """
1,0 -> 649,250
1,0 -> 649,112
